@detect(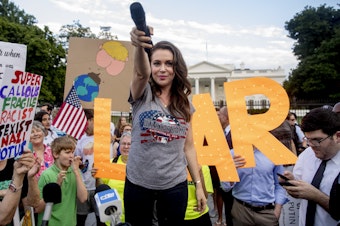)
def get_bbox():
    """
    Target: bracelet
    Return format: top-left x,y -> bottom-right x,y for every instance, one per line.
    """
194,180 -> 201,185
8,181 -> 23,193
